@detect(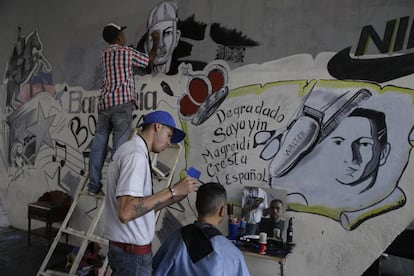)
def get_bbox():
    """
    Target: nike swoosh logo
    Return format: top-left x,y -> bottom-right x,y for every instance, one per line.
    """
328,46 -> 414,83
